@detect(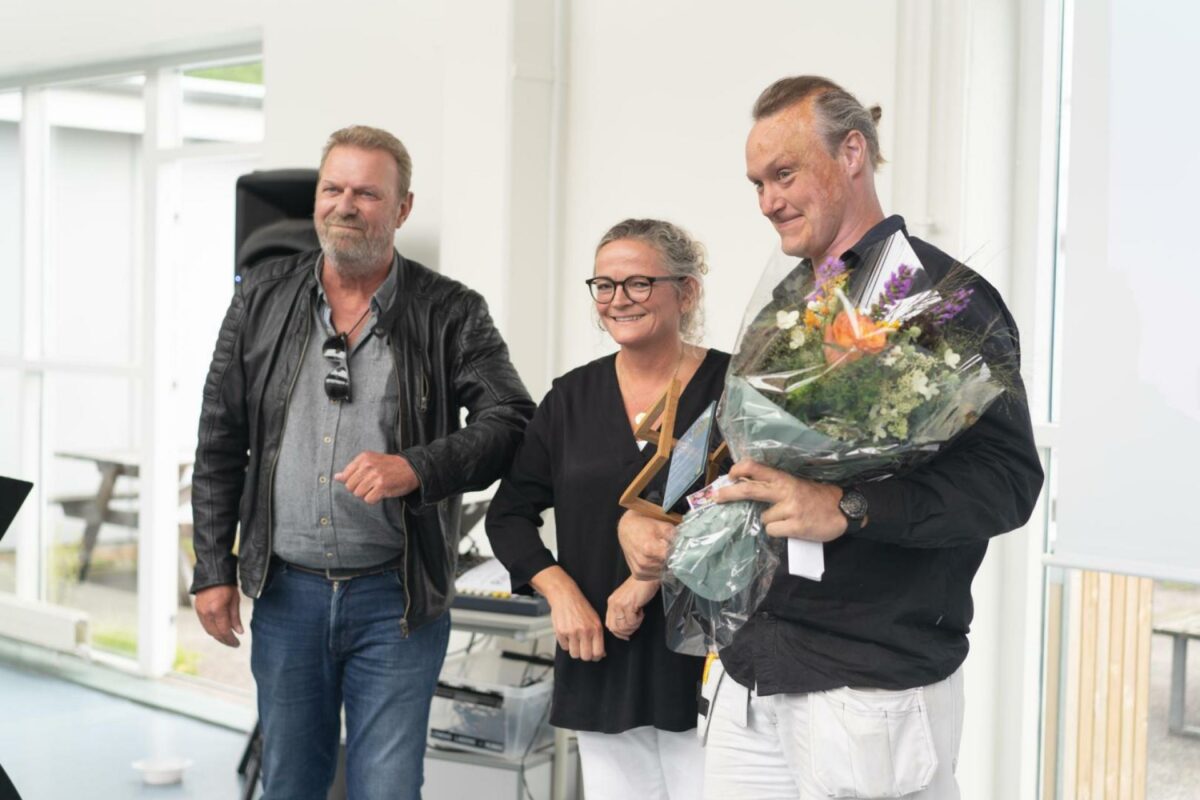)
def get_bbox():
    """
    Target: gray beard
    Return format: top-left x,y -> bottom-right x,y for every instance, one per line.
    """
319,234 -> 394,280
